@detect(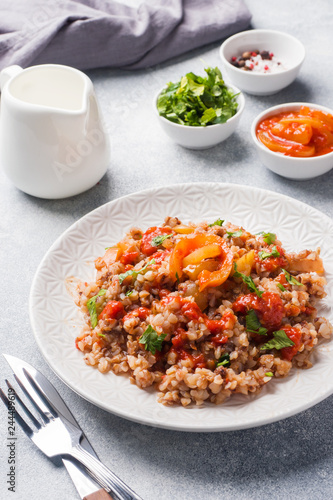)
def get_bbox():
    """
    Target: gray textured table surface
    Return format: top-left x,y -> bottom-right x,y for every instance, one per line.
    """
1,1 -> 333,499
